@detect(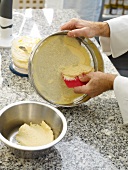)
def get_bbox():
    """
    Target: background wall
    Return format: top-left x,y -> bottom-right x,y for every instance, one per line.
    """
45,0 -> 102,21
